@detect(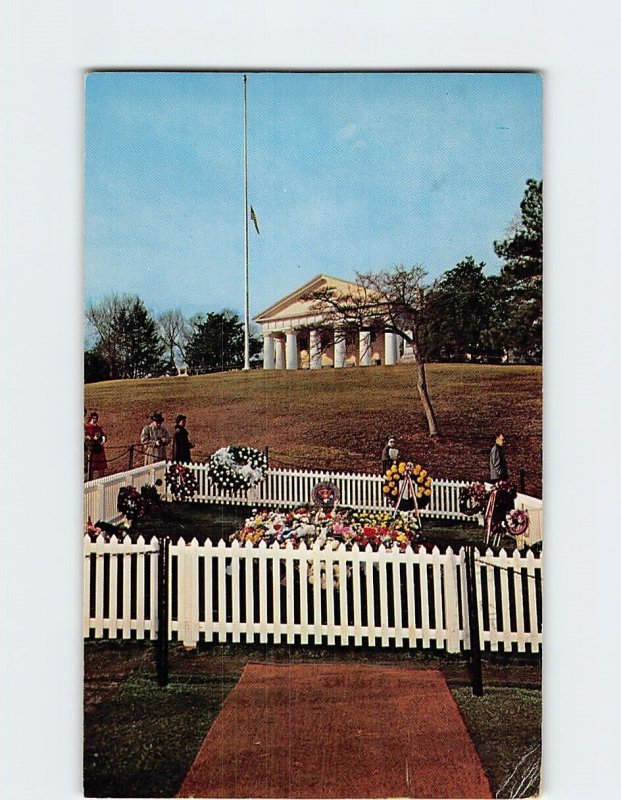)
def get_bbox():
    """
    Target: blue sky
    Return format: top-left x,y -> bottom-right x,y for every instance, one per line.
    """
85,71 -> 542,319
